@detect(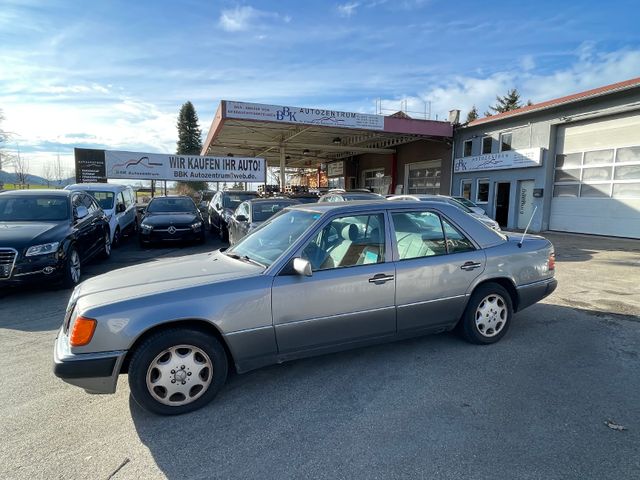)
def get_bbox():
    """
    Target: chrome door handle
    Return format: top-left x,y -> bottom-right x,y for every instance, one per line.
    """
460,261 -> 482,271
368,274 -> 395,284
